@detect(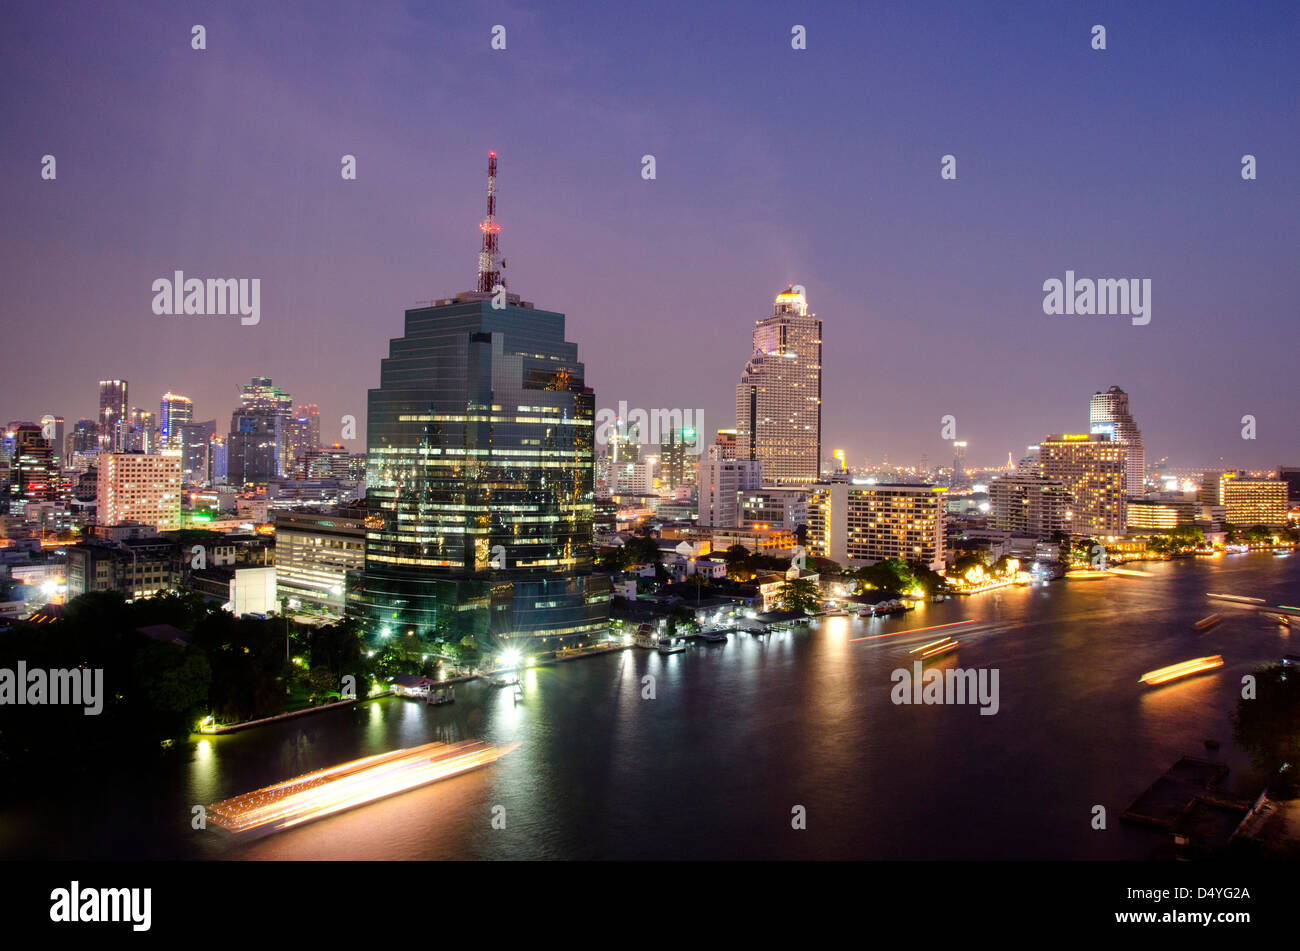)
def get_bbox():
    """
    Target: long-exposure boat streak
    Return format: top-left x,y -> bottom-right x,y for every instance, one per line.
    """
207,740 -> 520,837
1138,656 -> 1224,686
